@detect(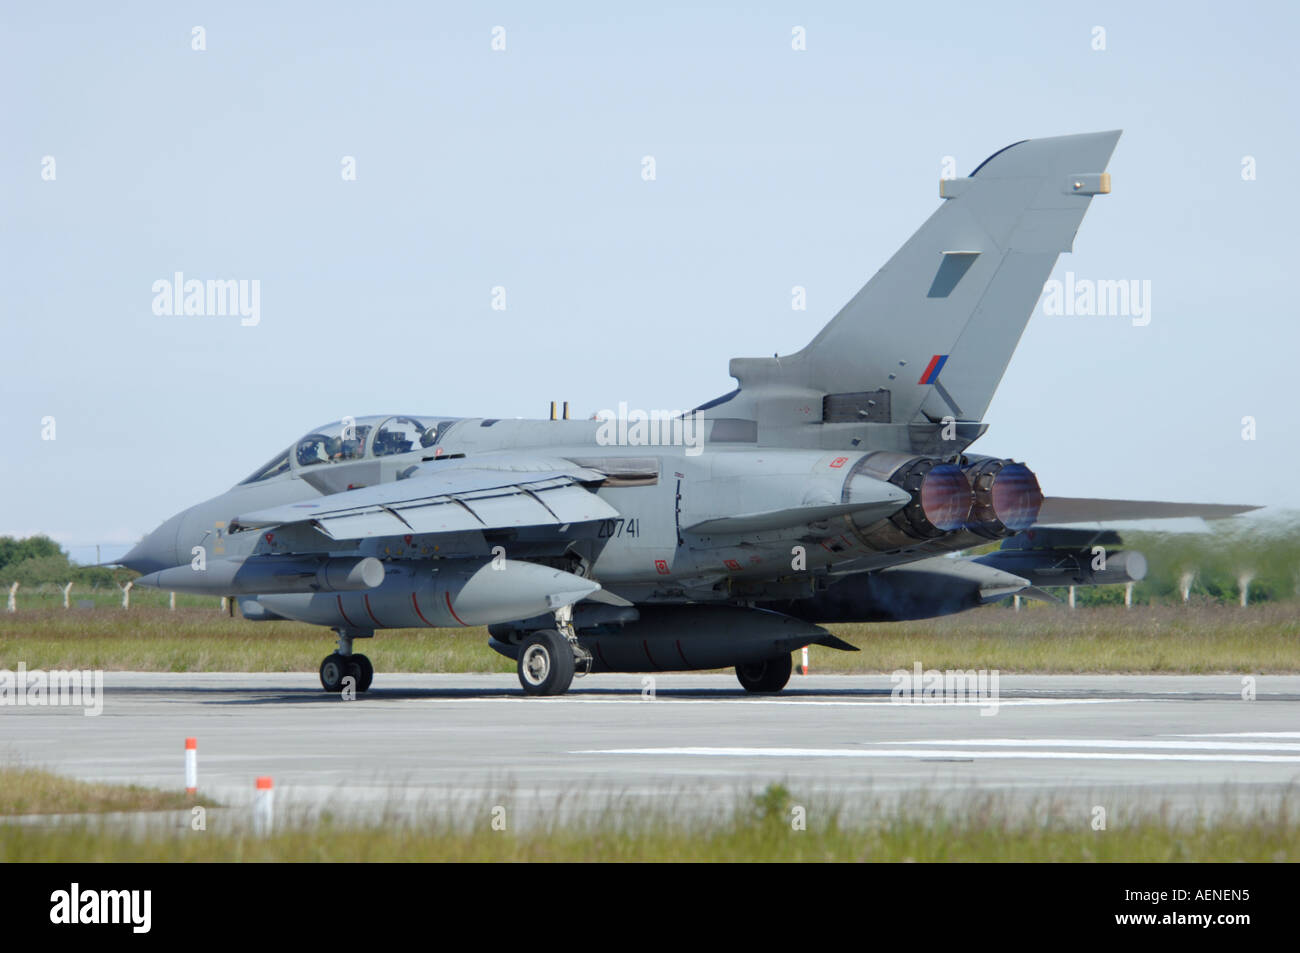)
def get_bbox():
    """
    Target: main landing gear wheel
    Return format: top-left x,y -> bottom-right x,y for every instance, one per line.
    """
736,653 -> 793,694
351,653 -> 374,692
320,653 -> 373,693
517,628 -> 576,696
320,653 -> 347,693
